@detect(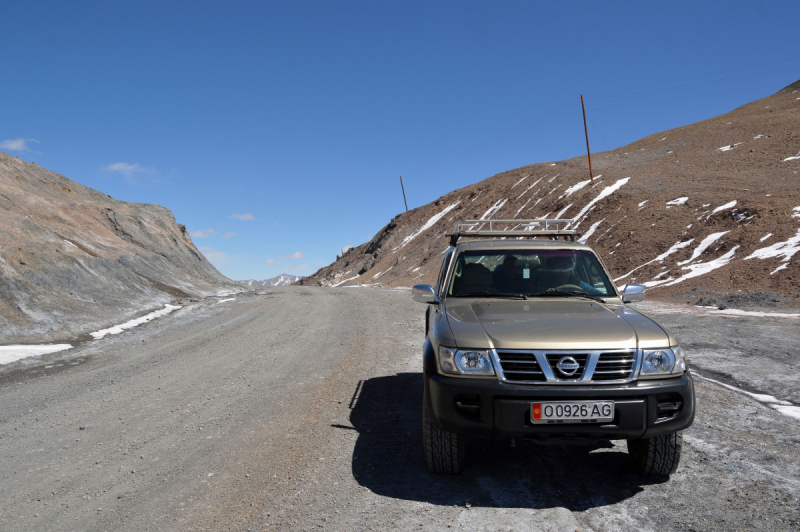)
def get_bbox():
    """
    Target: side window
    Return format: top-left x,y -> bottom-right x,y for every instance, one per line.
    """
436,249 -> 453,296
